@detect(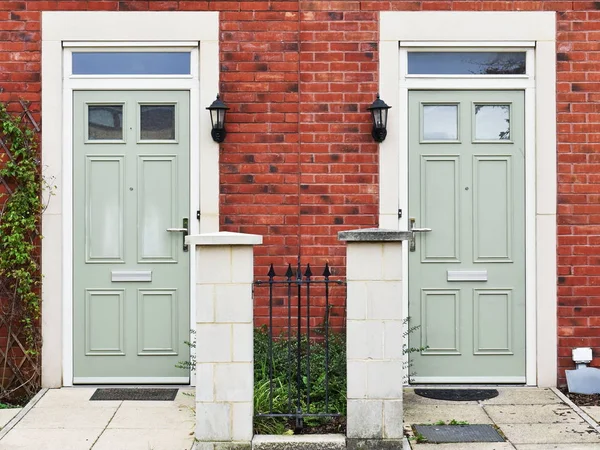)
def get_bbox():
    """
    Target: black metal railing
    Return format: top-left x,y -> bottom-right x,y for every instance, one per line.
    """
254,262 -> 346,431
